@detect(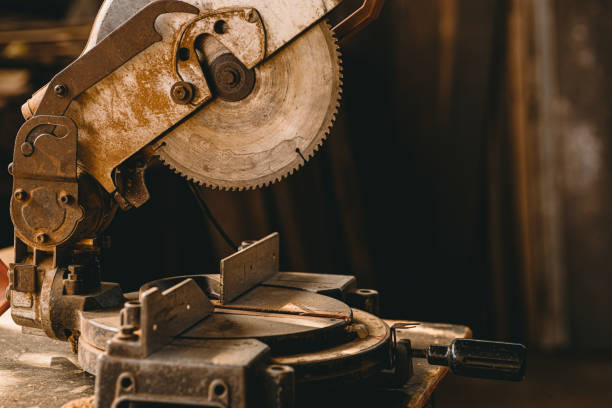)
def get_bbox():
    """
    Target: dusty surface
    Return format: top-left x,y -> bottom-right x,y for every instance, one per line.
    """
0,312 -> 94,408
